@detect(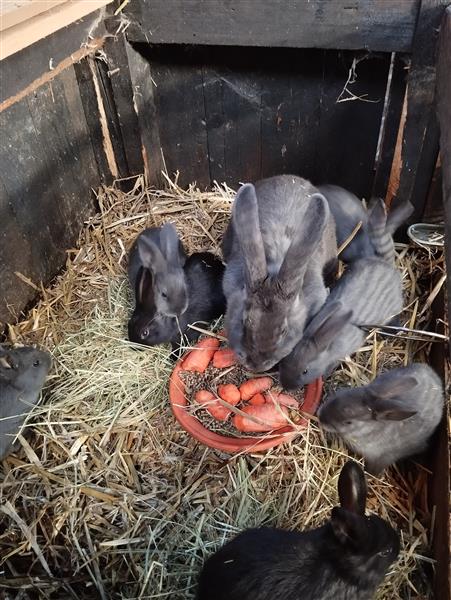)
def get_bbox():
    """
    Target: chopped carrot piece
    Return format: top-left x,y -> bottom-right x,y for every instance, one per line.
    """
248,393 -> 266,406
264,390 -> 299,409
217,383 -> 240,406
182,337 -> 220,373
232,404 -> 289,432
239,377 -> 273,401
195,389 -> 230,422
212,348 -> 237,369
